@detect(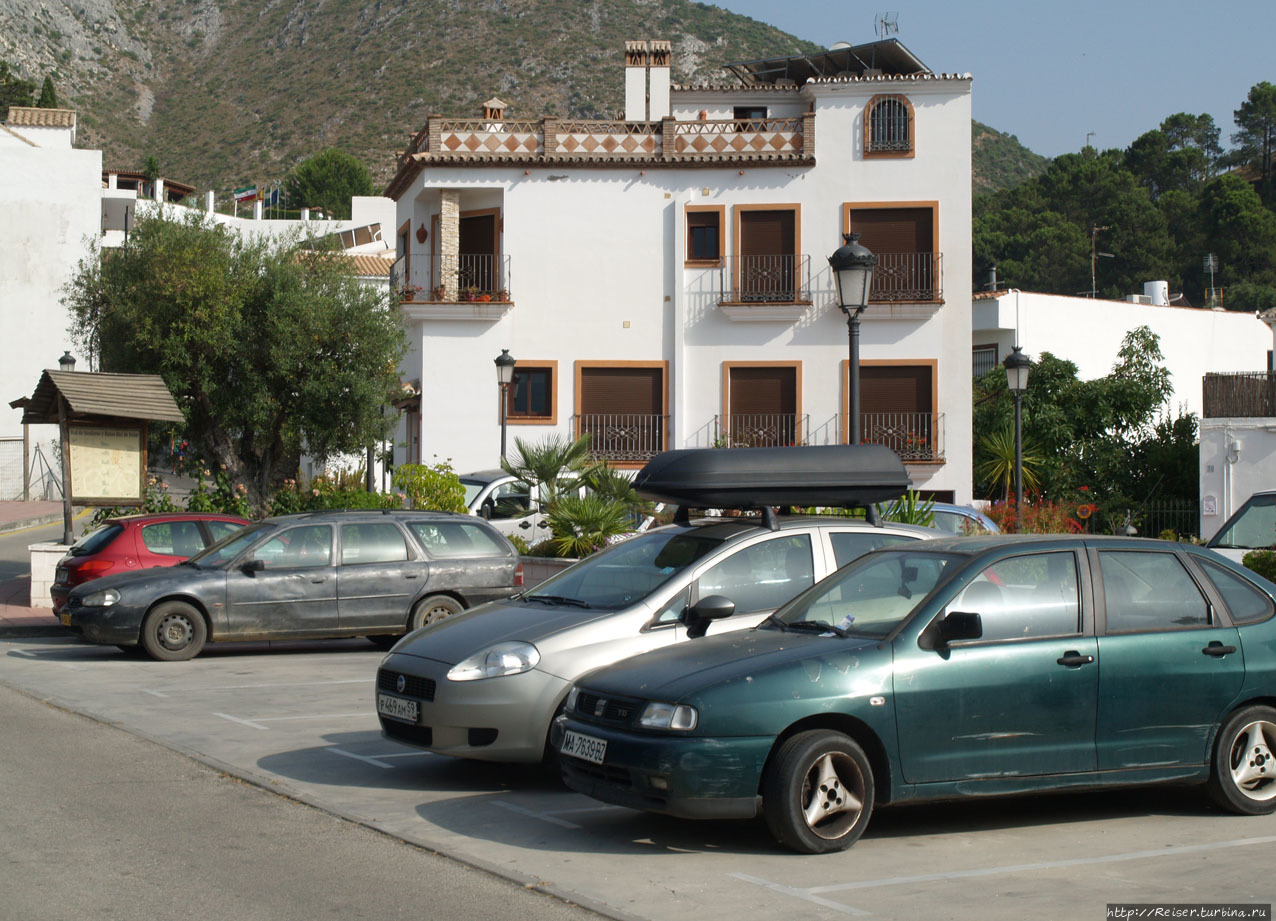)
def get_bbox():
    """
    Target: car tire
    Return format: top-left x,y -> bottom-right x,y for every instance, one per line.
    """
140,601 -> 207,662
408,595 -> 464,631
762,729 -> 875,854
1207,704 -> 1276,815
366,635 -> 398,650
